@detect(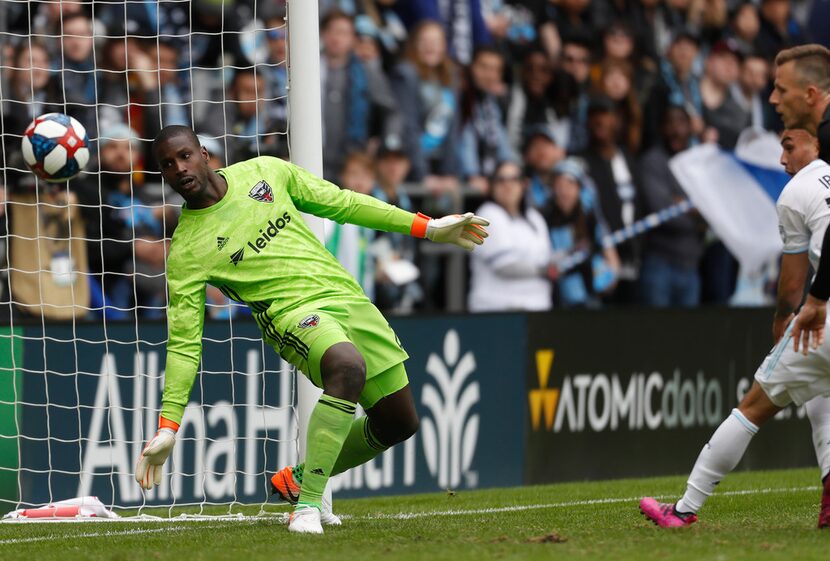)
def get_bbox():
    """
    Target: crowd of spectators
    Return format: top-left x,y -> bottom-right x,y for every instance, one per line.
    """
1,0 -> 829,319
